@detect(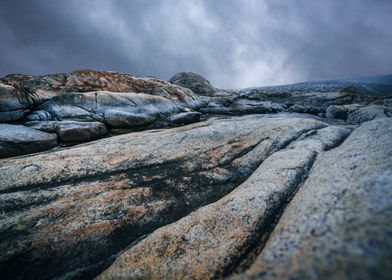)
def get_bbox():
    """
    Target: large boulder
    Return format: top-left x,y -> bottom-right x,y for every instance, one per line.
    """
169,72 -> 216,96
0,124 -> 57,158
